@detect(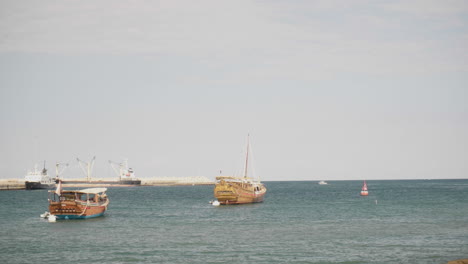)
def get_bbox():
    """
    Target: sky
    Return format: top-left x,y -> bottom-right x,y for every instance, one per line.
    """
0,0 -> 467,181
